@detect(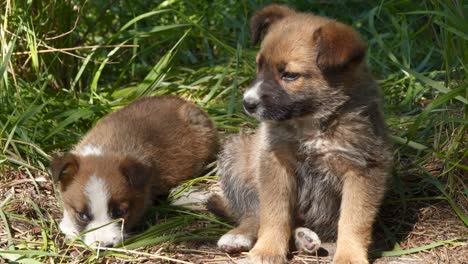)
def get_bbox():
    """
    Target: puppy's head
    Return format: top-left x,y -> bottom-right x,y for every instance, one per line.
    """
51,153 -> 152,247
243,5 -> 366,121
